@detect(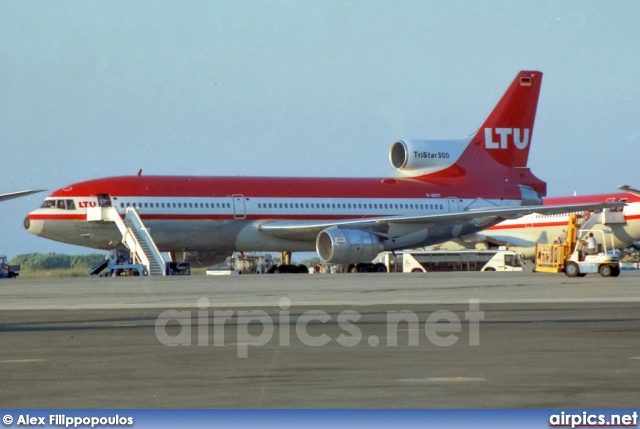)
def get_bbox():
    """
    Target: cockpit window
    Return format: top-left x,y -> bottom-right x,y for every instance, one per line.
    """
41,199 -> 76,210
